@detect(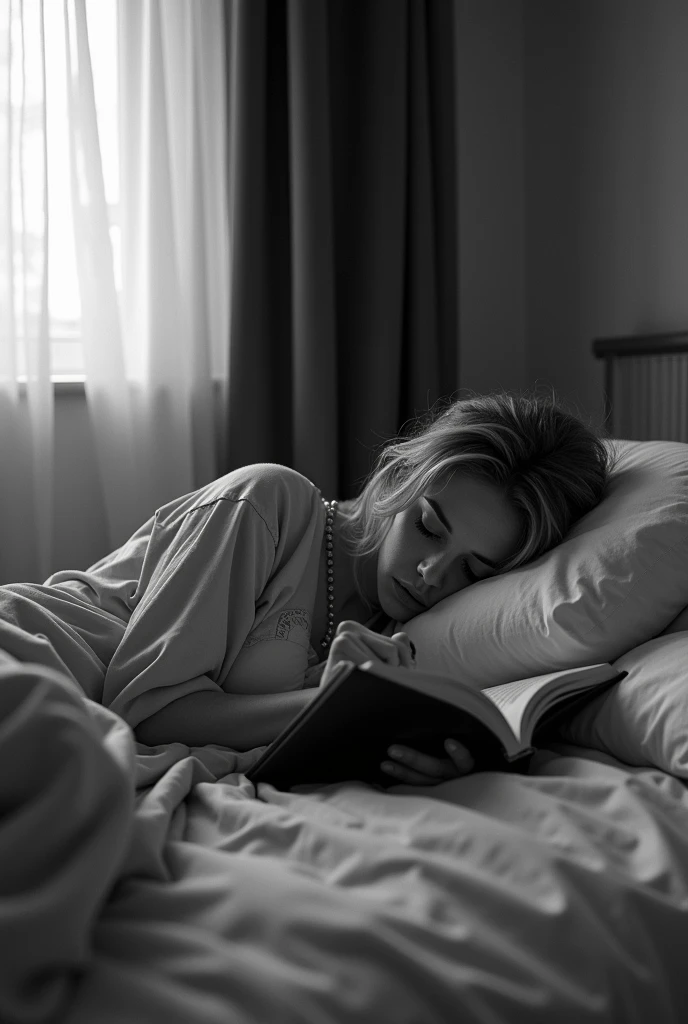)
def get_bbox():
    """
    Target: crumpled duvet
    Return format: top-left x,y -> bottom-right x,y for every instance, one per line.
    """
2,653 -> 688,1024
